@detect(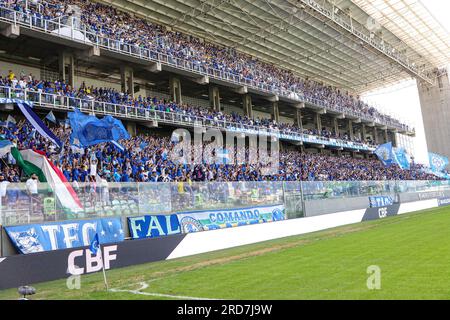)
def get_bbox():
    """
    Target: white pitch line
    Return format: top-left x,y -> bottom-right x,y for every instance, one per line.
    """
109,282 -> 220,300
